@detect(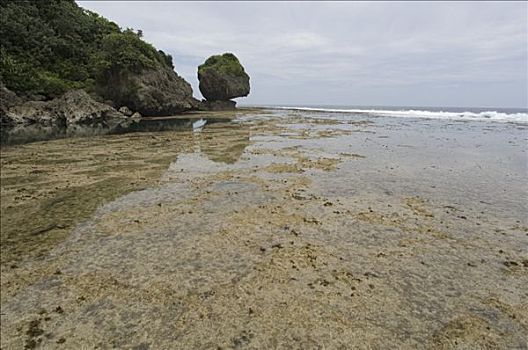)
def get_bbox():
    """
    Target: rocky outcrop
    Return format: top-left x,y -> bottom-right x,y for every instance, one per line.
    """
0,82 -> 22,121
1,90 -> 133,130
2,100 -> 58,127
197,100 -> 236,111
2,0 -> 206,124
97,65 -> 198,117
198,53 -> 250,103
59,90 -> 129,127
118,106 -> 133,116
